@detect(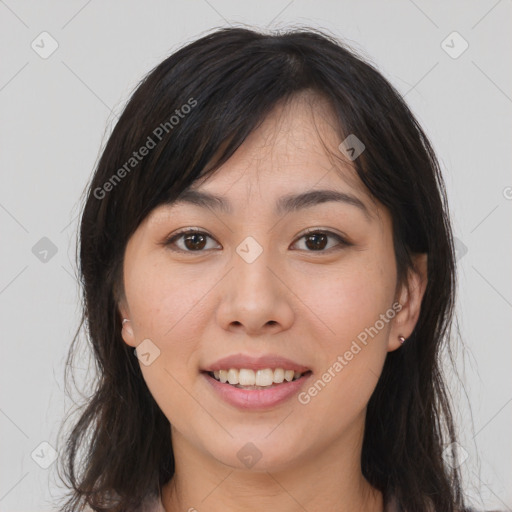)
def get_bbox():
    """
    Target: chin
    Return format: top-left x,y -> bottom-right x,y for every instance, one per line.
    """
205,435 -> 304,473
